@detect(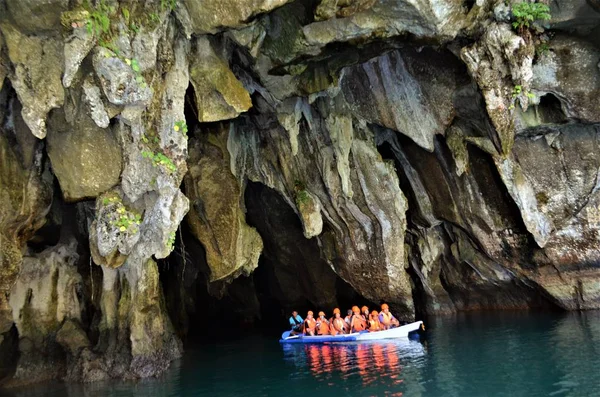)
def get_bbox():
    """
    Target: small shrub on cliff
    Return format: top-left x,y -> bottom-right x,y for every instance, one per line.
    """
142,150 -> 178,174
101,194 -> 142,234
174,120 -> 188,137
511,2 -> 551,34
